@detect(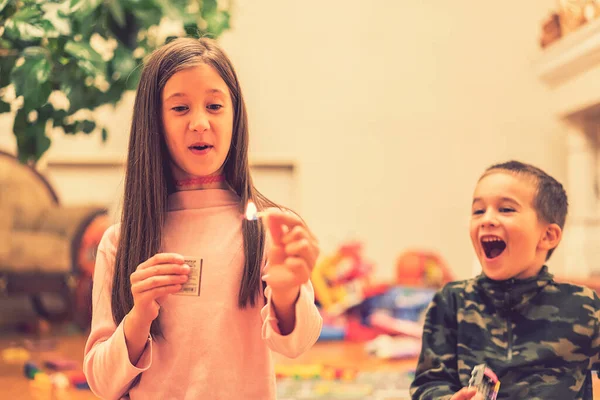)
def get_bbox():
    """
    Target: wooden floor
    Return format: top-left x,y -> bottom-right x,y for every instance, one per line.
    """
0,331 -> 416,400
1,331 -> 599,399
